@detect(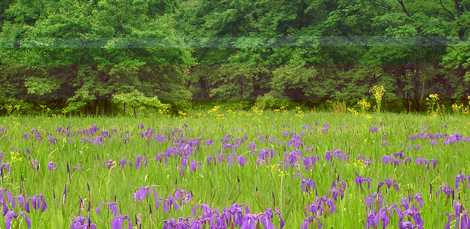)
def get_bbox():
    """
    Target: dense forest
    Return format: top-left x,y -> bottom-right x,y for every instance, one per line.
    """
0,0 -> 469,114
